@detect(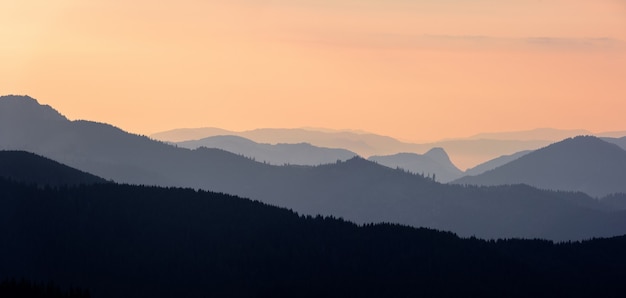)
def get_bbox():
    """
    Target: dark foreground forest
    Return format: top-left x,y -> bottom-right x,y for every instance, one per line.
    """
1,178 -> 626,297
